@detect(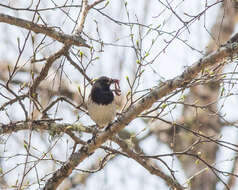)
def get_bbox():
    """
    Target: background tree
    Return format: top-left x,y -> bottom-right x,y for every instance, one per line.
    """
0,0 -> 238,190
